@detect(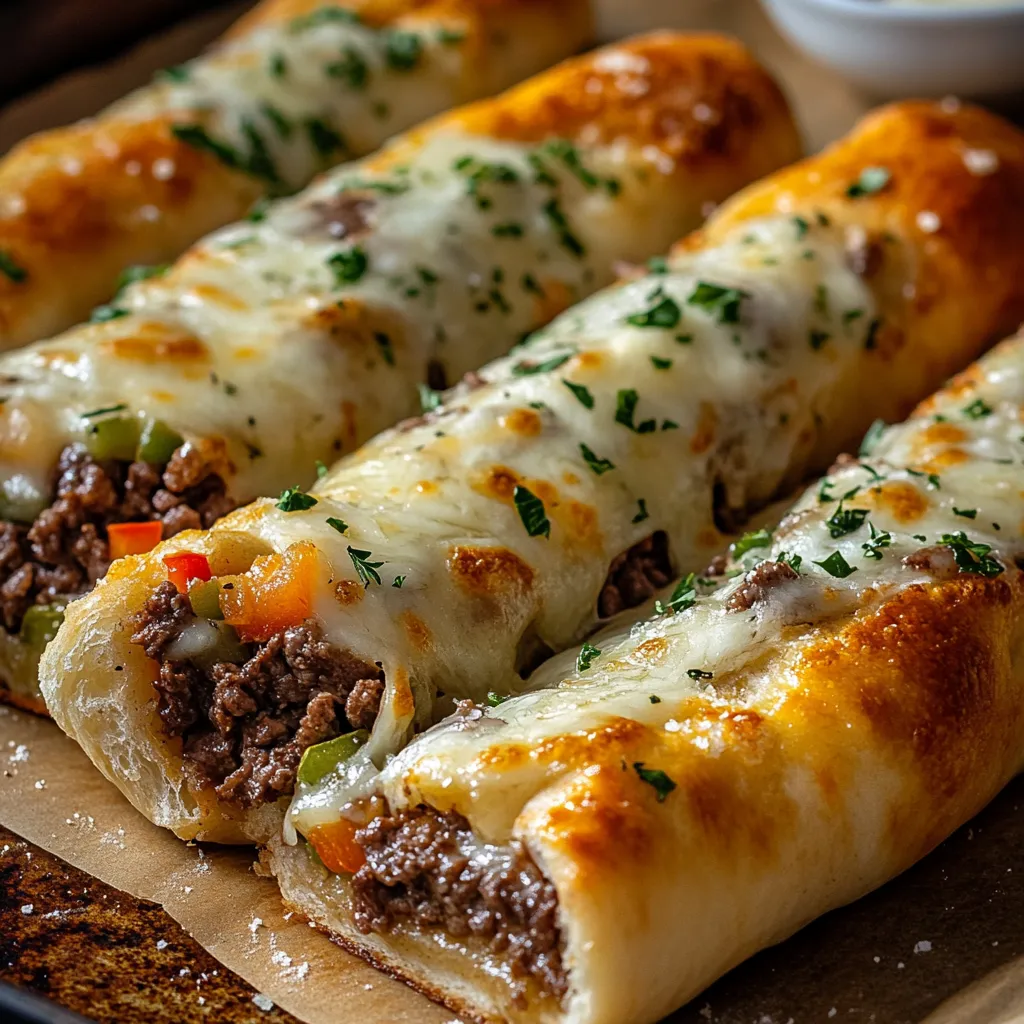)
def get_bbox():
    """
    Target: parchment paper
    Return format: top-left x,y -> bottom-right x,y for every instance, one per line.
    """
2,2 -> 1017,1023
